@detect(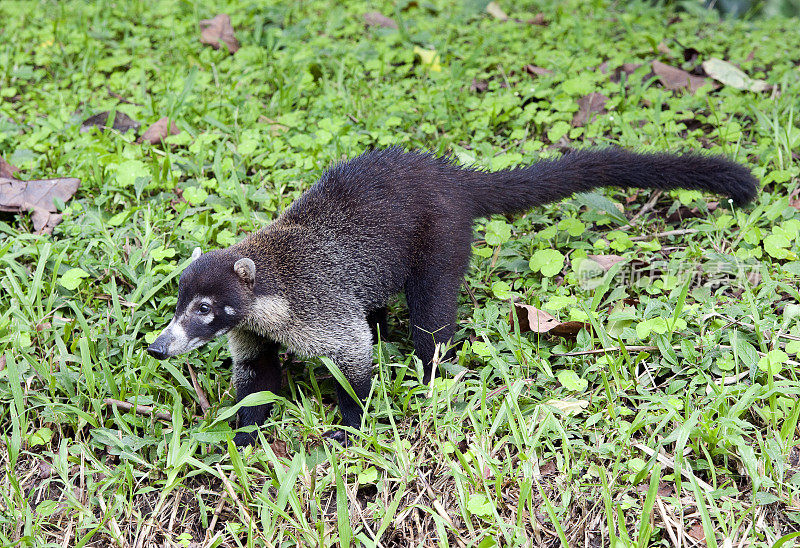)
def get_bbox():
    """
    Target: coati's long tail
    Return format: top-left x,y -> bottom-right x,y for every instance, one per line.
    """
470,149 -> 758,218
